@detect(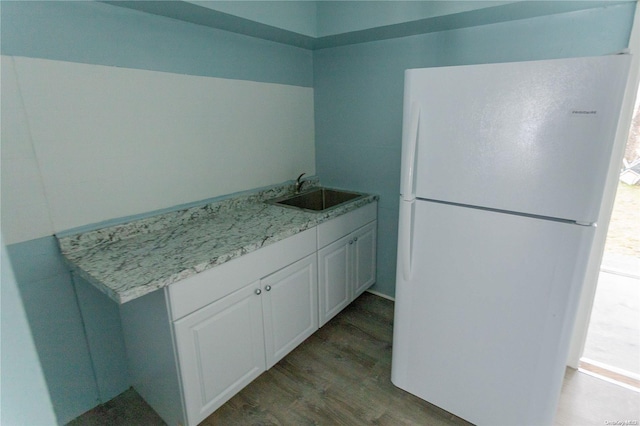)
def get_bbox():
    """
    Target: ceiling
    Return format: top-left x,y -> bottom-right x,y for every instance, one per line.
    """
103,1 -> 632,50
